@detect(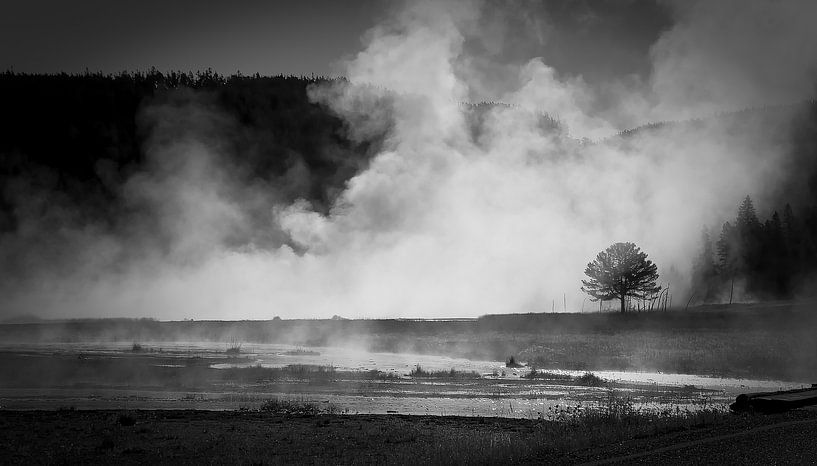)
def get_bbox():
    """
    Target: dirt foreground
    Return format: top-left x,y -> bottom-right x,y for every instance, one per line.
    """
1,409 -> 817,465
